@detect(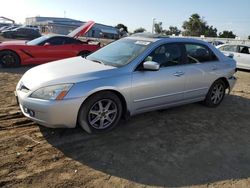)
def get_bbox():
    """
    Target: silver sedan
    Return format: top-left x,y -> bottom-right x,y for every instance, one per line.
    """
15,35 -> 237,133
